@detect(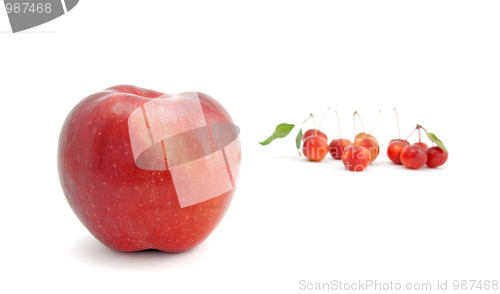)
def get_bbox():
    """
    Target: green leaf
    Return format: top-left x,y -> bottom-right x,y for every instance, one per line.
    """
296,128 -> 303,155
259,123 -> 295,145
425,131 -> 447,152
